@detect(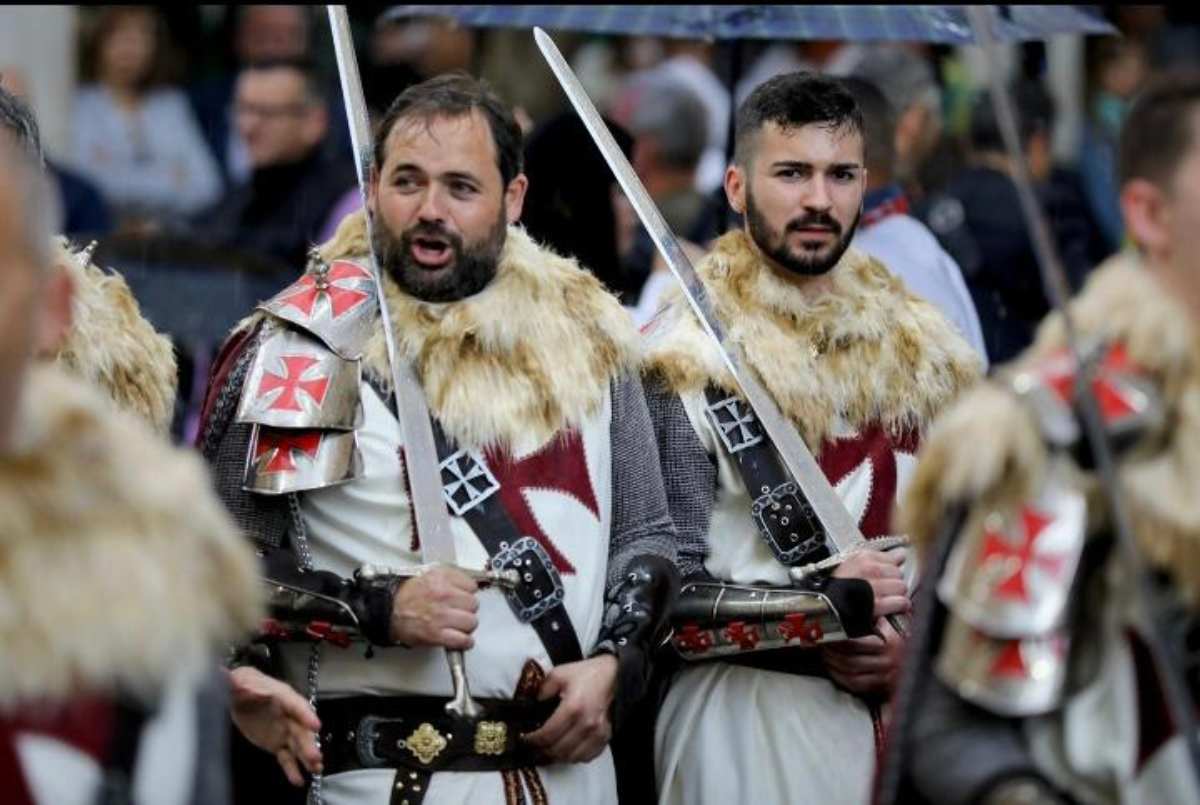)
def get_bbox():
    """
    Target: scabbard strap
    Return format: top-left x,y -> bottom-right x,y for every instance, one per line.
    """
430,424 -> 584,667
703,385 -> 831,567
